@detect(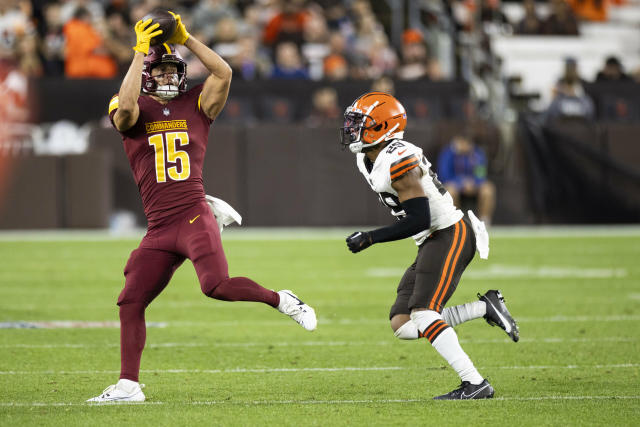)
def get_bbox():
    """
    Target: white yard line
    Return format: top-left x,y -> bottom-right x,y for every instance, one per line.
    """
0,367 -> 404,375
1,395 -> 639,407
0,336 -> 636,349
2,314 -> 639,329
0,363 -> 638,376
